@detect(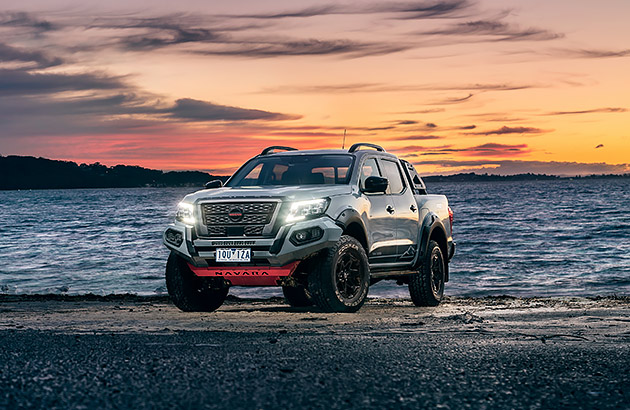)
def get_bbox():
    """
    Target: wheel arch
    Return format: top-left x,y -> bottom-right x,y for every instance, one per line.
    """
416,212 -> 450,282
335,209 -> 369,252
